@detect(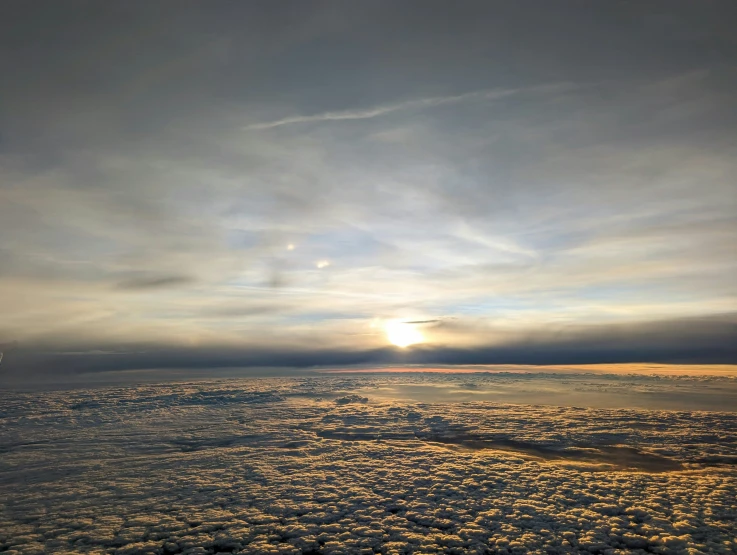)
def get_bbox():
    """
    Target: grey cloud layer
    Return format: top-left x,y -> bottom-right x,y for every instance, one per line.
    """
1,1 -> 736,366
3,314 -> 735,383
